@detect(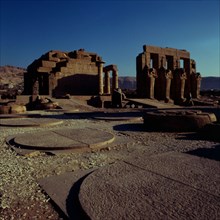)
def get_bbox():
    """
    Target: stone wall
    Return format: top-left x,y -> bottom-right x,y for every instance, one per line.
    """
24,49 -> 118,97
